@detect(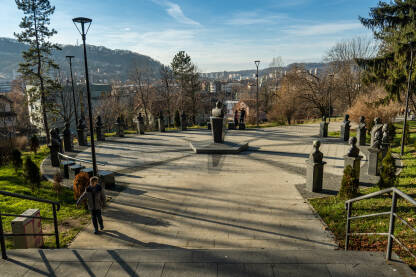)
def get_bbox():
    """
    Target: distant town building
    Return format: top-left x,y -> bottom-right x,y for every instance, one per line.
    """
0,95 -> 17,136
